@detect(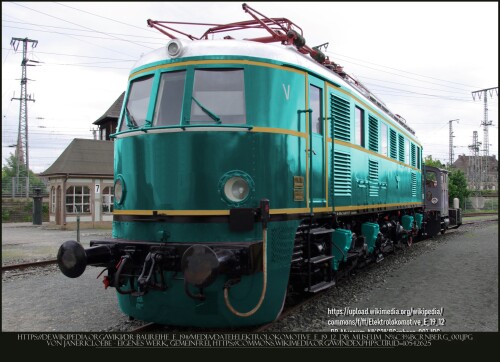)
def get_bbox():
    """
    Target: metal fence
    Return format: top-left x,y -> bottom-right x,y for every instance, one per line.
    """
463,196 -> 498,213
2,177 -> 49,198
